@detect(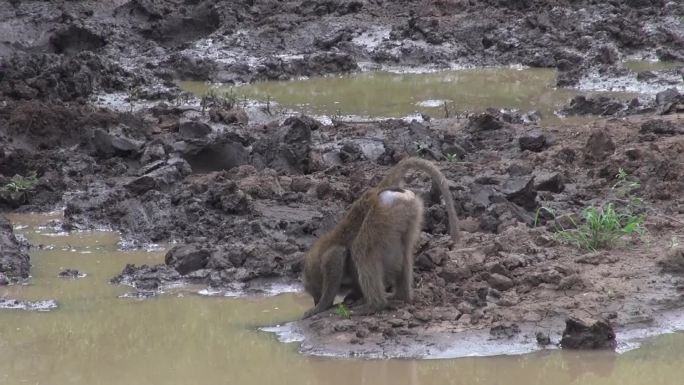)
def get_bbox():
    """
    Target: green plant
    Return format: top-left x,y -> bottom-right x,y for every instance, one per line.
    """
200,88 -> 238,114
335,303 -> 351,319
445,153 -> 458,162
2,172 -> 38,193
556,203 -> 644,250
414,141 -> 429,157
